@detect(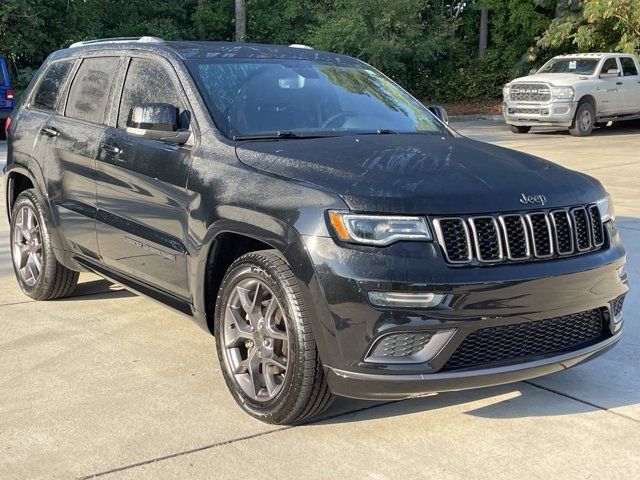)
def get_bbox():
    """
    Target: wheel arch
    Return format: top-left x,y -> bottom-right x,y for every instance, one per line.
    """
577,94 -> 597,110
191,212 -> 340,367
